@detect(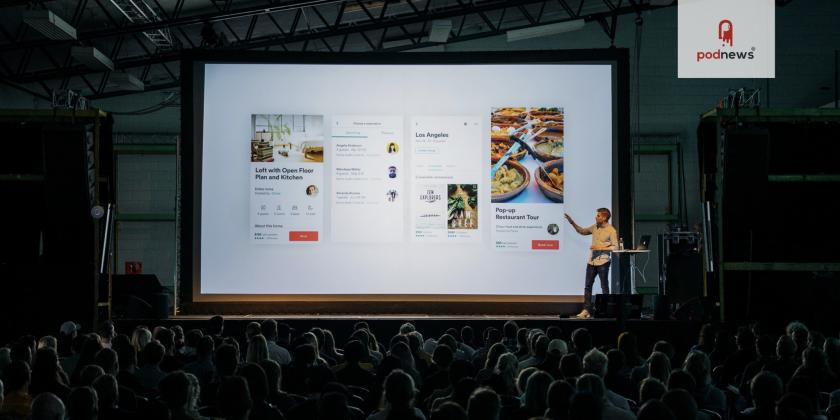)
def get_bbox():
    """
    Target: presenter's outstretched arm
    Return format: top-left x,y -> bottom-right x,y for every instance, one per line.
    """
564,213 -> 589,235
